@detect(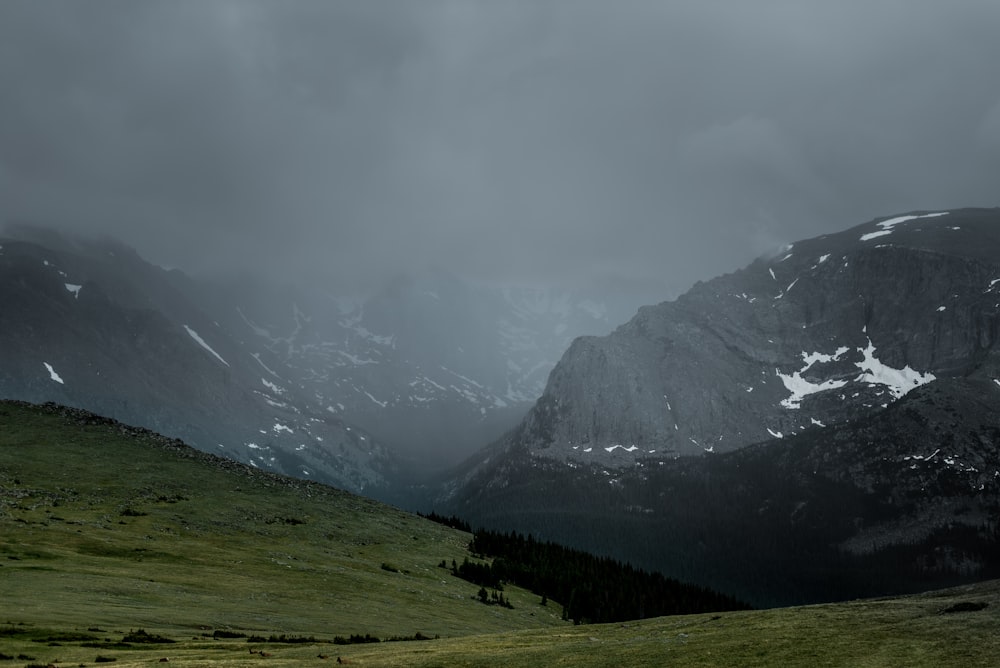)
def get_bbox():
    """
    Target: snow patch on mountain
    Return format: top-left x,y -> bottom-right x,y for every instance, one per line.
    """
364,390 -> 387,407
183,325 -> 230,367
860,211 -> 949,241
418,376 -> 447,392
43,362 -> 64,384
64,283 -> 82,298
604,444 -> 639,453
337,350 -> 378,366
261,378 -> 286,395
346,322 -> 395,347
441,366 -> 485,389
235,307 -> 272,339
859,230 -> 893,242
776,338 -> 934,410
250,352 -> 280,378
855,337 -> 935,399
776,347 -> 850,409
